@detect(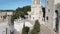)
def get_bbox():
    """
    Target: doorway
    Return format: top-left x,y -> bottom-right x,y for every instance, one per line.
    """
55,10 -> 59,33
